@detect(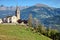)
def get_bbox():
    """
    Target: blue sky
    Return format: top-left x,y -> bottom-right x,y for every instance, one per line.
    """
0,0 -> 60,8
